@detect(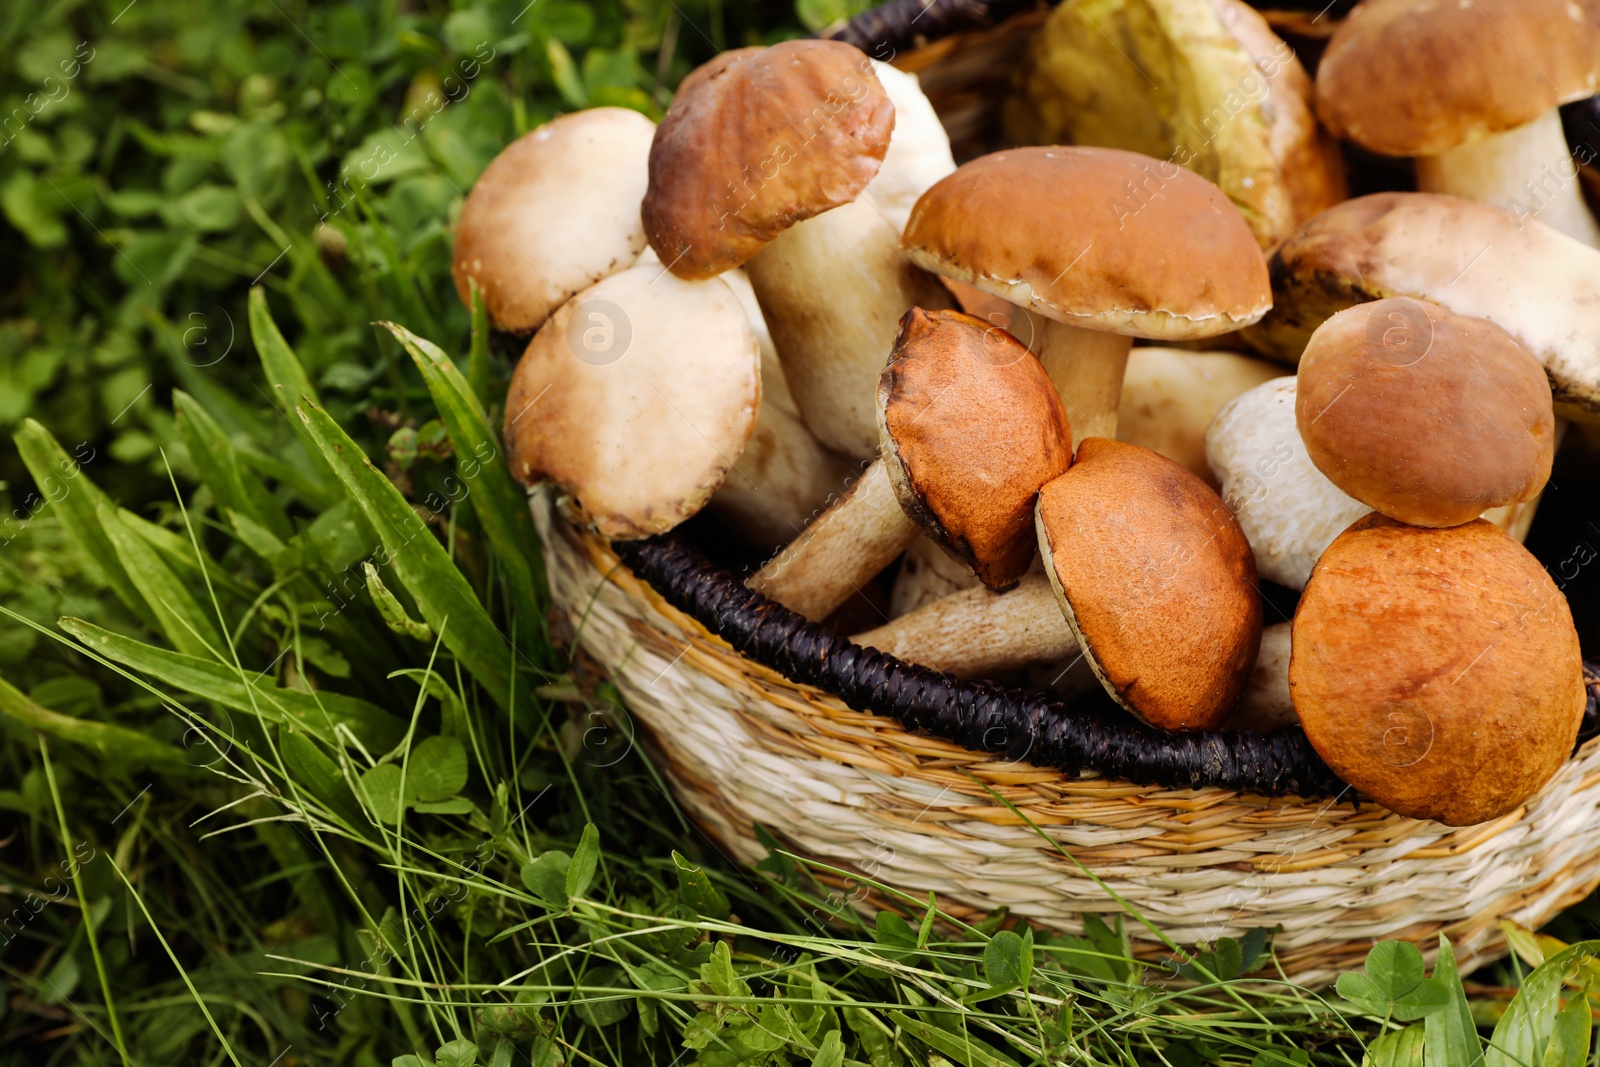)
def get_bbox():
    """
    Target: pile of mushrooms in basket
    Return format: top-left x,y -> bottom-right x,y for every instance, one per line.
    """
451,0 -> 1600,831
